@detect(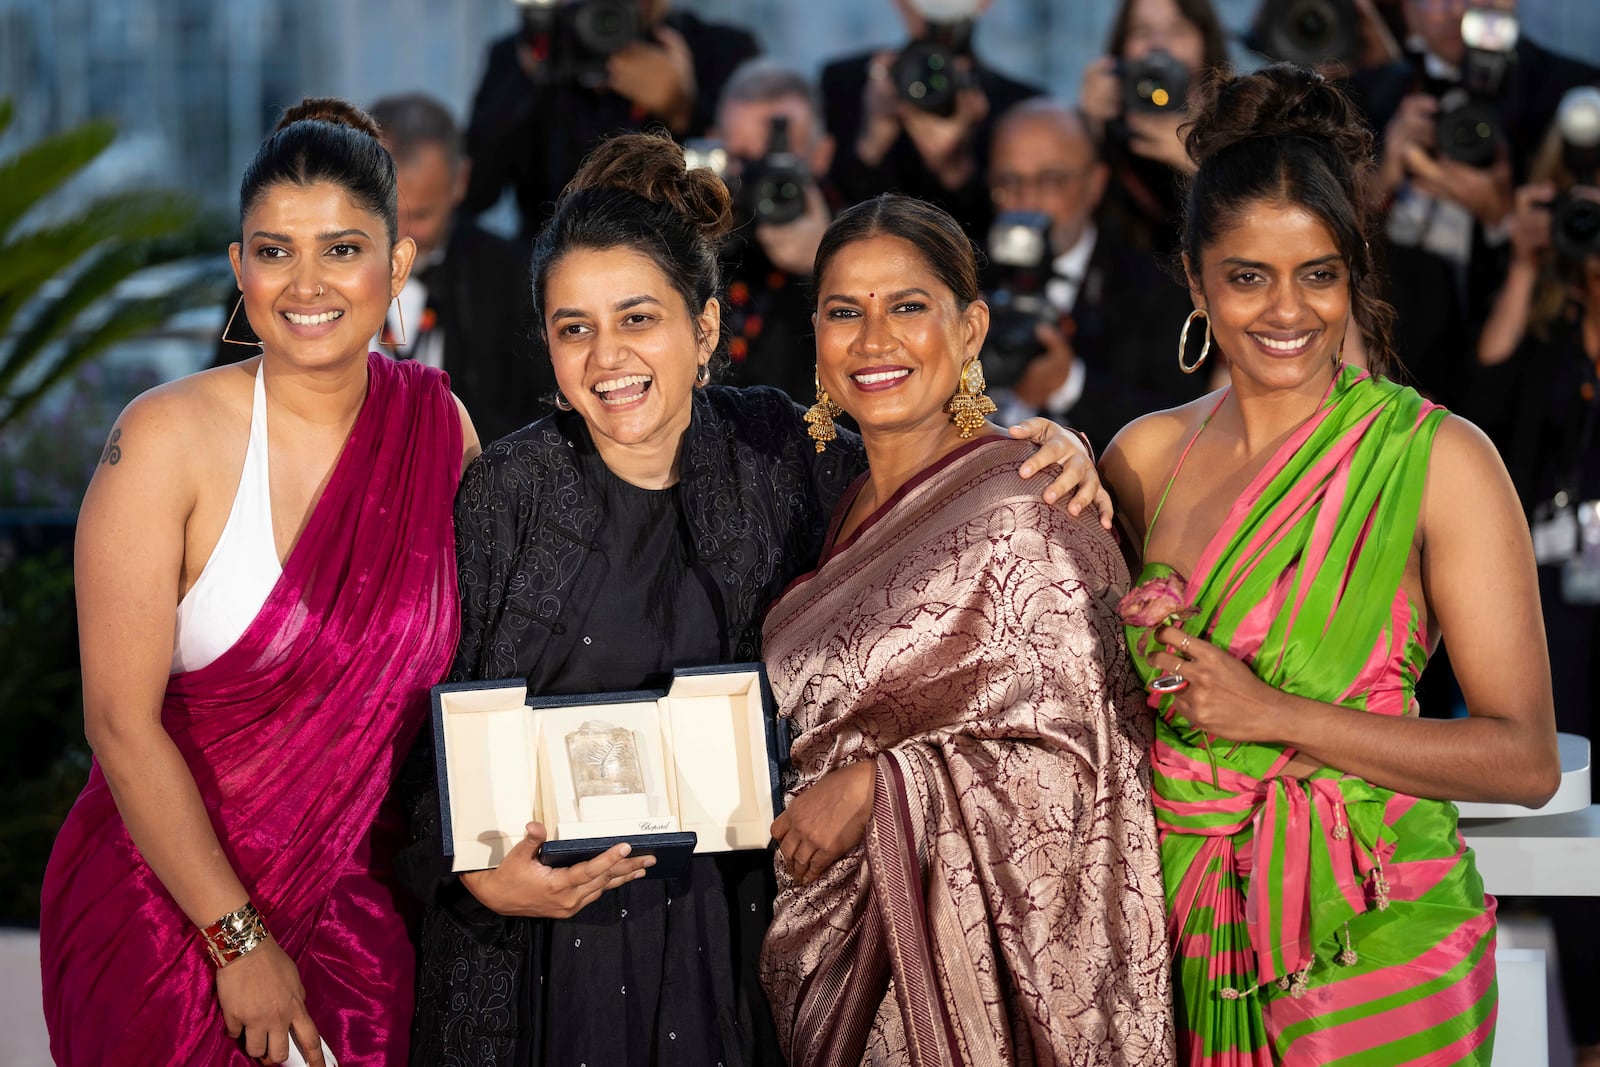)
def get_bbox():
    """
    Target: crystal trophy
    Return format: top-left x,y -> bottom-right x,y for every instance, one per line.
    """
565,720 -> 648,821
